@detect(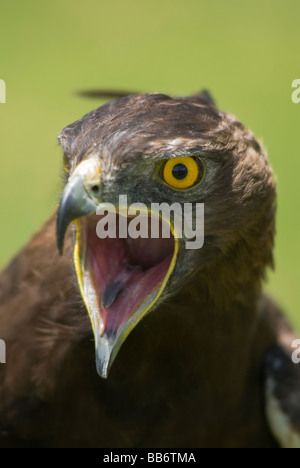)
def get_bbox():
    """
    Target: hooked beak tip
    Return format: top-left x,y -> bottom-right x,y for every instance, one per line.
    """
95,334 -> 120,379
56,172 -> 99,256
